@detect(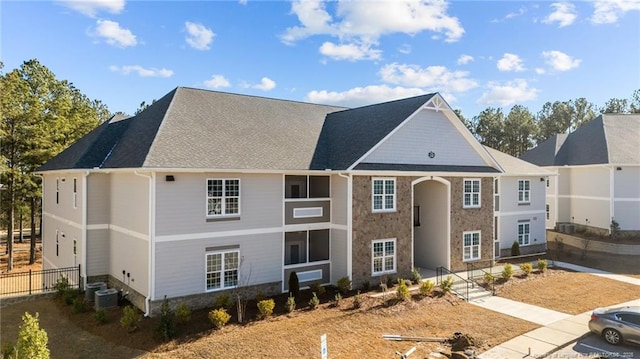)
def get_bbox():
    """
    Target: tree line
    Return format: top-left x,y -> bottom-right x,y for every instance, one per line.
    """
459,90 -> 640,157
1,58 -> 639,271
